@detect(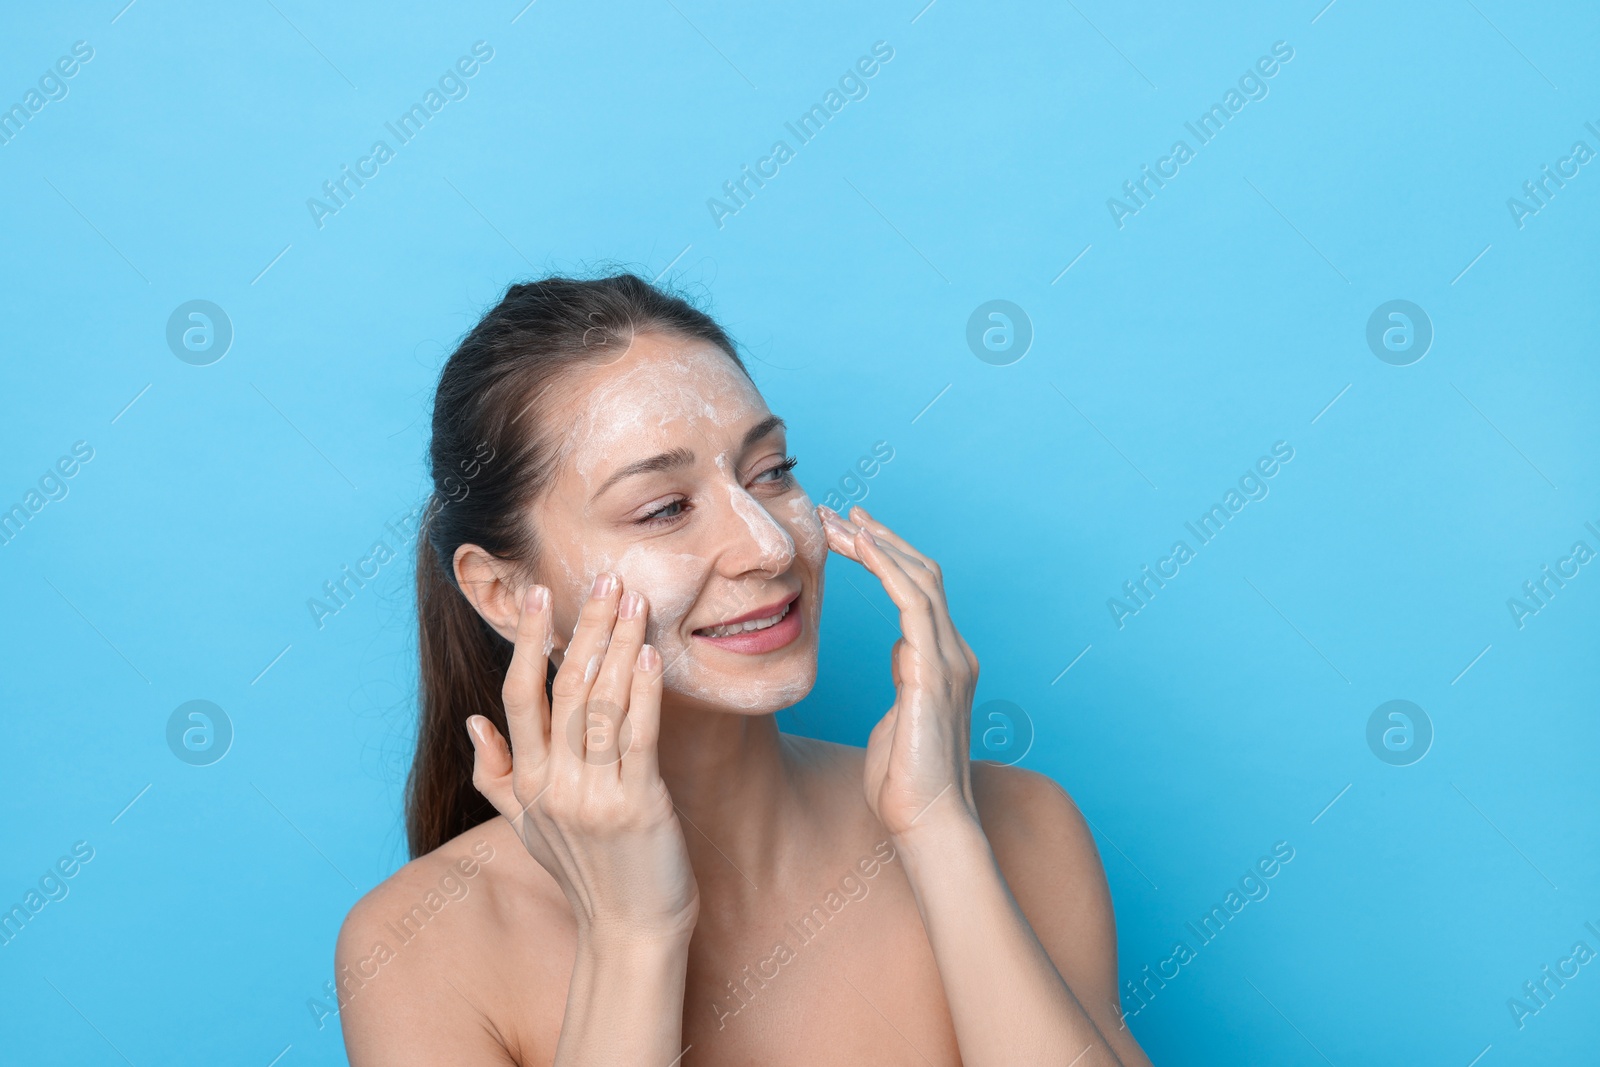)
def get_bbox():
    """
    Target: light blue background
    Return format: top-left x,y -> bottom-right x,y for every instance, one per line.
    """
2,1 -> 1596,1064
